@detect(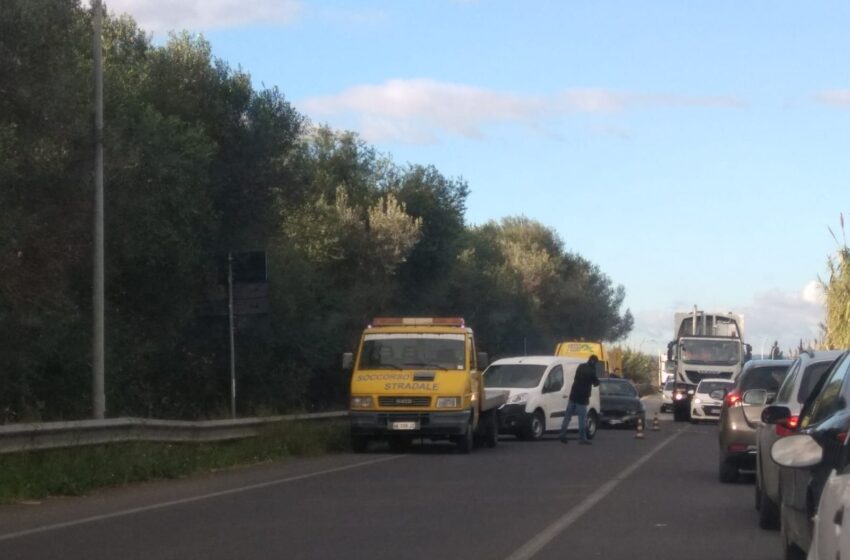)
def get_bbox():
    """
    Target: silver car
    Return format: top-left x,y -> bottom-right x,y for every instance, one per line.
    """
754,350 -> 842,529
718,359 -> 793,483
